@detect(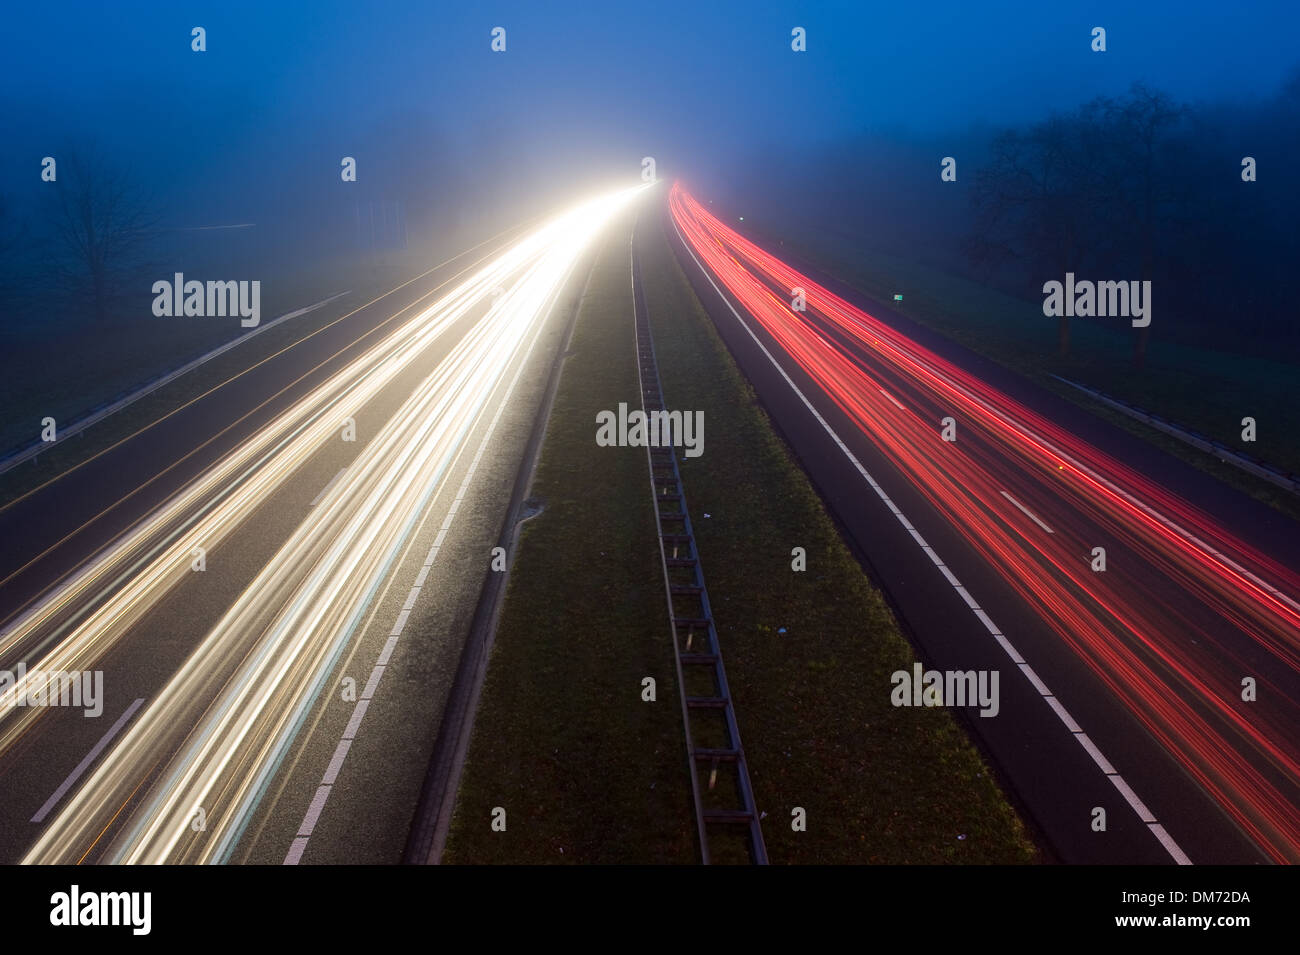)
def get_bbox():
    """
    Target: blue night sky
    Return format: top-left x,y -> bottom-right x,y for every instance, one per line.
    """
1,1 -> 1297,220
